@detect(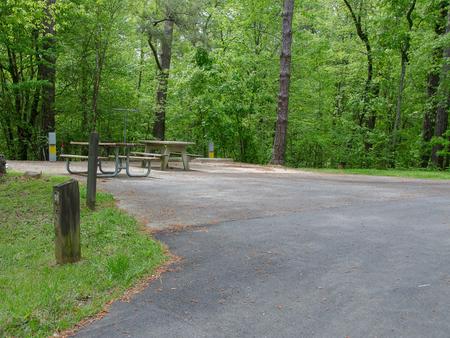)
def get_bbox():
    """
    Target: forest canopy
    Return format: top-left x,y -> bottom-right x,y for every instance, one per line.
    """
0,0 -> 449,169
